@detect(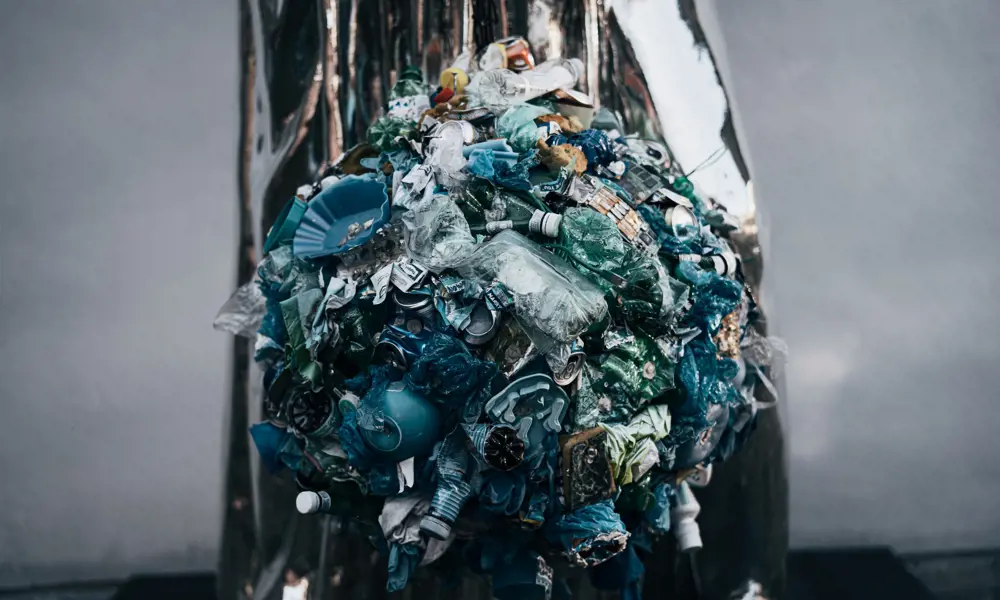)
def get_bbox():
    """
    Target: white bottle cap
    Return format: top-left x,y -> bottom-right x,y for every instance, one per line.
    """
296,491 -> 321,514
